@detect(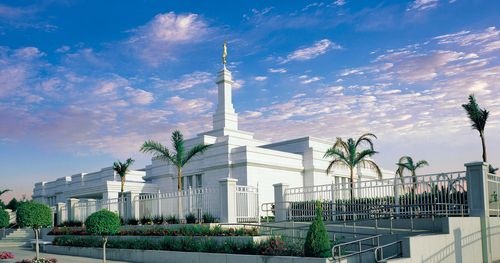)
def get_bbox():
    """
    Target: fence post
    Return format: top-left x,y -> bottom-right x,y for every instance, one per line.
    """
219,178 -> 238,223
56,202 -> 66,225
465,162 -> 491,263
125,192 -> 138,220
394,175 -> 400,218
157,190 -> 162,217
273,183 -> 289,222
